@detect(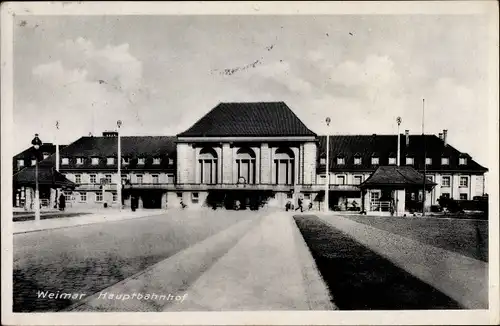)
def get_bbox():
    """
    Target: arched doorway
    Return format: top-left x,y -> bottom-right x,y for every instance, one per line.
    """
274,147 -> 295,185
199,147 -> 218,184
235,147 -> 256,184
